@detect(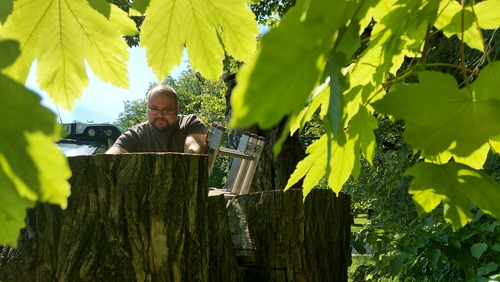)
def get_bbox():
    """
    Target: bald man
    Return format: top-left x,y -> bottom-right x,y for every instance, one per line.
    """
106,85 -> 207,154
